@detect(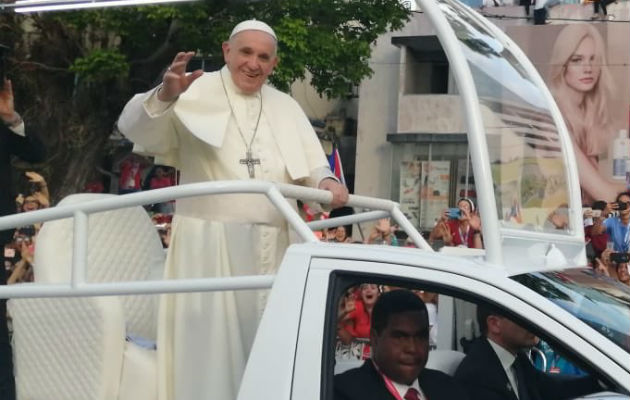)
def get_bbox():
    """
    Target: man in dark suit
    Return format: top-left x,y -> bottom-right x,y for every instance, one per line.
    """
334,289 -> 469,400
0,79 -> 45,400
454,306 -> 602,400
